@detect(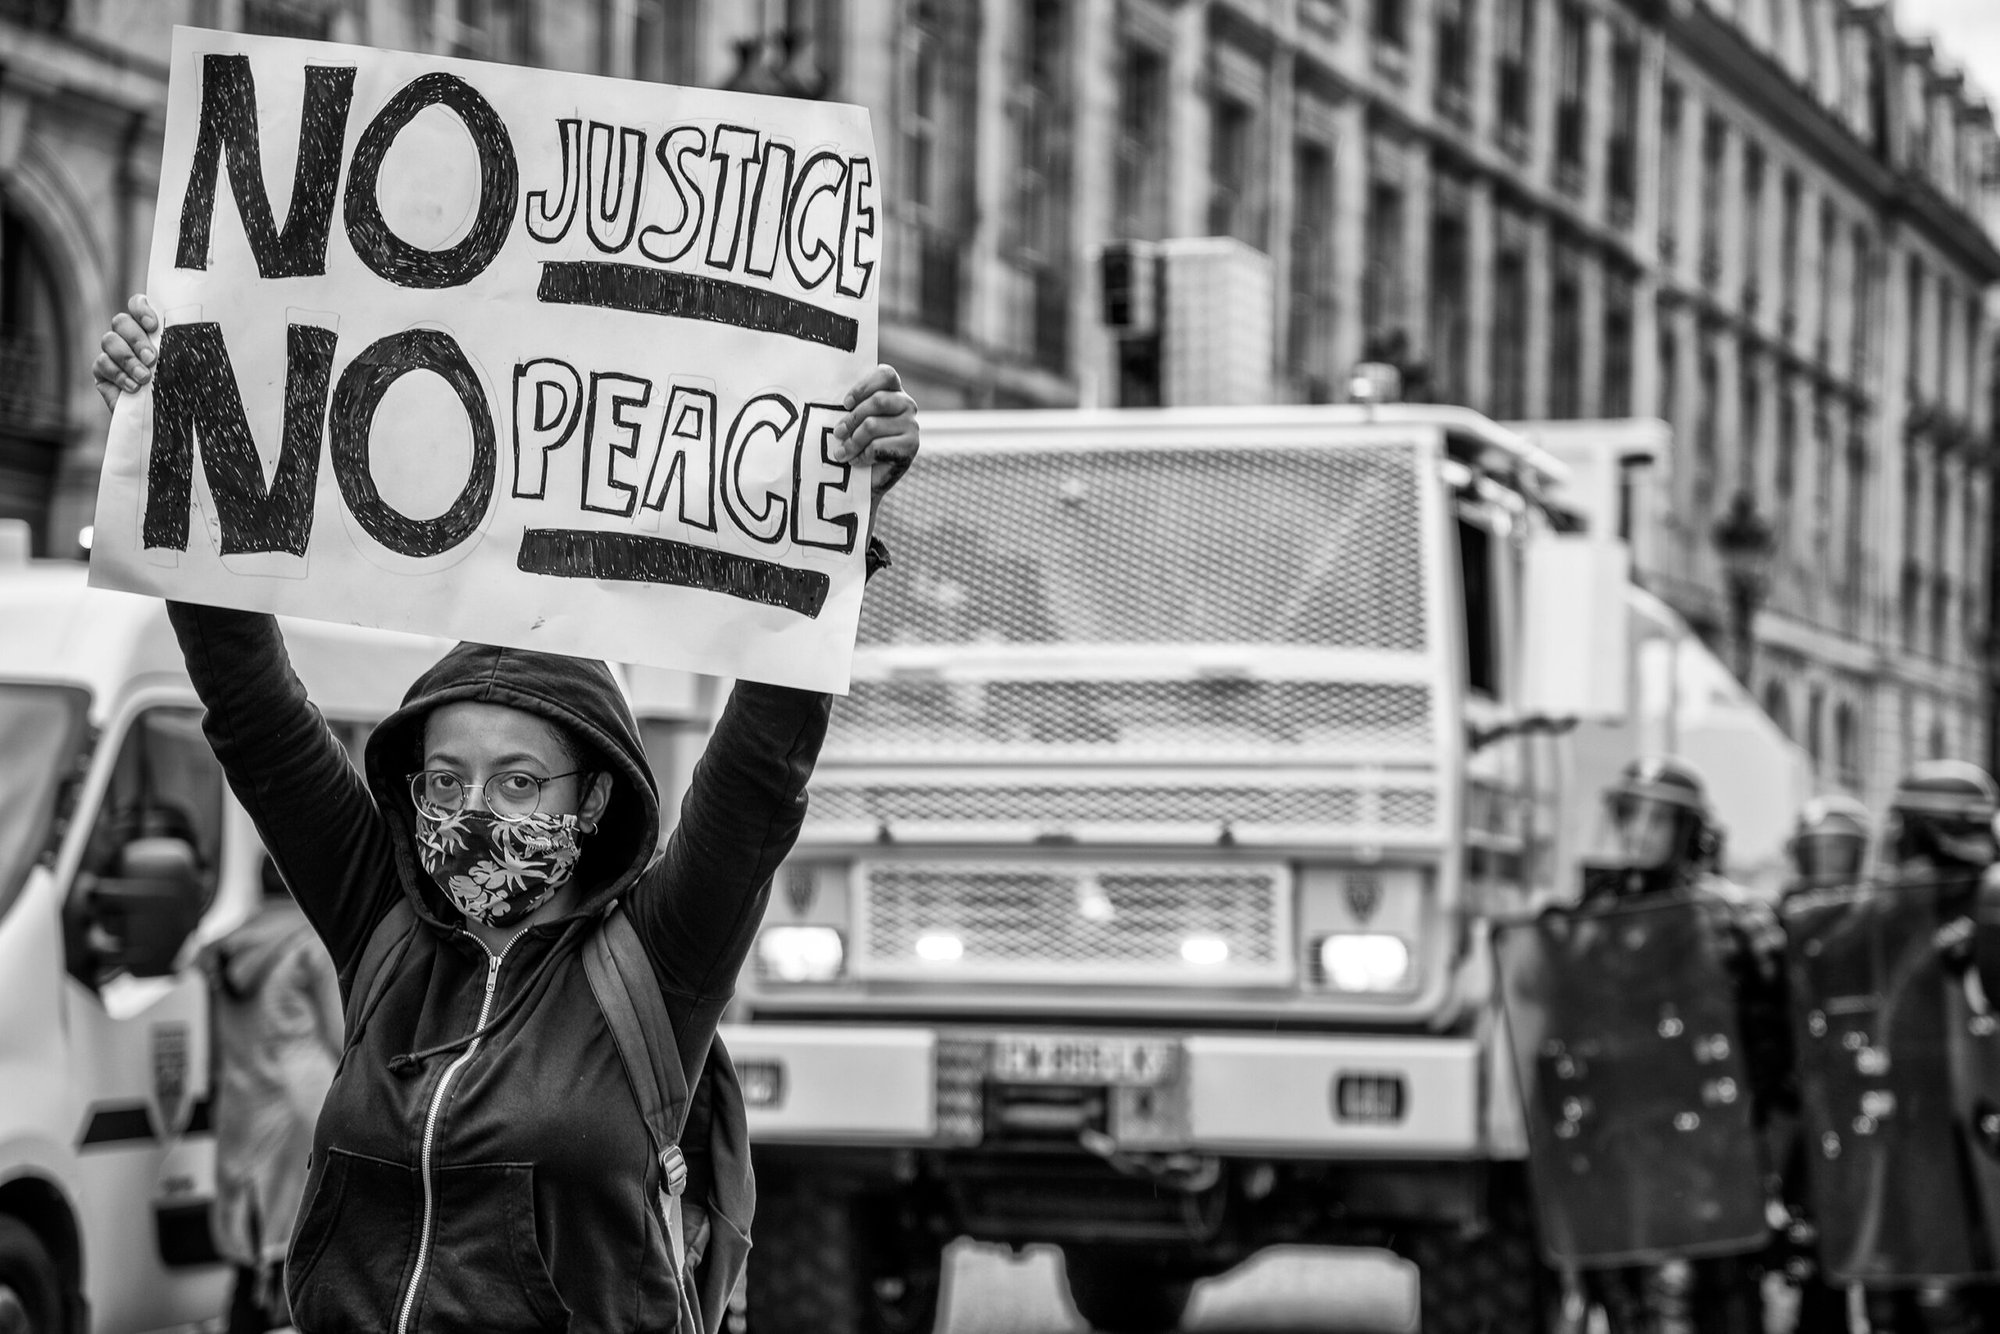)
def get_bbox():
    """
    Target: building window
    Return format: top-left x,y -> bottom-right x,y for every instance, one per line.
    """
1851,226 -> 1873,378
1936,284 -> 1954,408
1550,251 -> 1582,418
1741,144 -> 1764,313
1901,457 -> 1920,649
1812,402 -> 1834,563
1208,96 -> 1262,247
891,0 -> 976,336
1775,384 -> 1797,552
1696,342 -> 1720,516
1436,0 -> 1473,118
1430,191 -> 1471,404
1905,257 -> 1926,403
1008,0 -> 1071,372
1492,239 -> 1528,420
417,0 -> 531,62
1933,466 -> 1952,655
624,0 -> 698,84
1375,0 -> 1407,49
1844,427 -> 1867,615
242,0 -> 331,39
1607,37 -> 1640,226
1659,82 -> 1683,259
1815,200 -> 1837,358
0,0 -> 66,30
1834,701 -> 1861,785
1496,0 -> 1533,147
1364,176 -> 1407,354
1739,361 -> 1761,492
1602,272 -> 1634,418
0,197 -> 68,550
1701,116 -> 1727,286
1779,171 -> 1800,335
1554,3 -> 1588,193
1288,141 -> 1338,395
1658,326 -> 1680,430
1113,40 -> 1170,241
